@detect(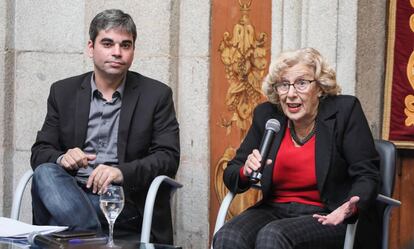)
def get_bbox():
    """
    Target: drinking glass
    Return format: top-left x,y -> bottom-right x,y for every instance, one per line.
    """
99,185 -> 125,247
